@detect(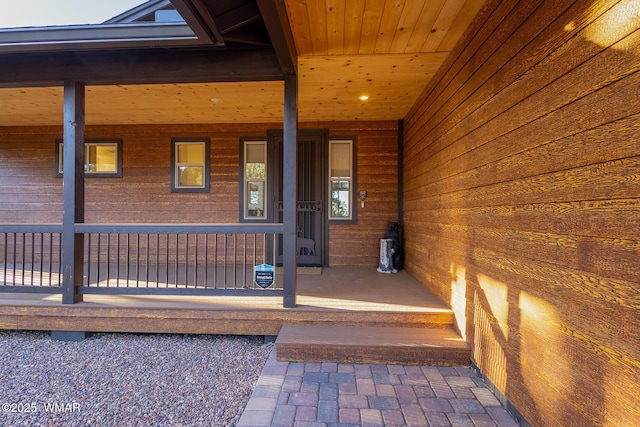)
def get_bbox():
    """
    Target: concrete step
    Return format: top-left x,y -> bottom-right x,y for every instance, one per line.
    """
275,324 -> 471,366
